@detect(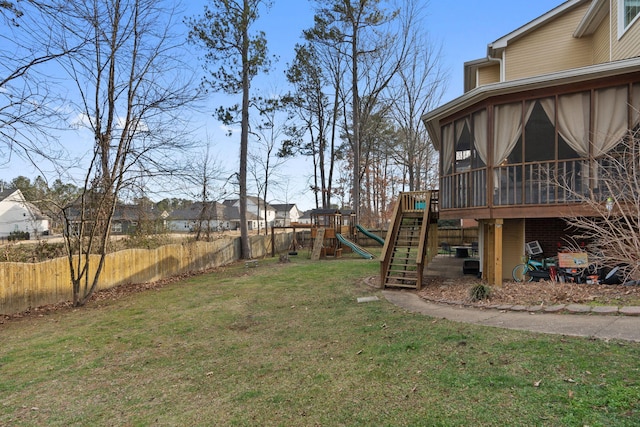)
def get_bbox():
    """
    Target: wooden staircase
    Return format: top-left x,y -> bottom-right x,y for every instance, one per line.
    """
380,191 -> 439,290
